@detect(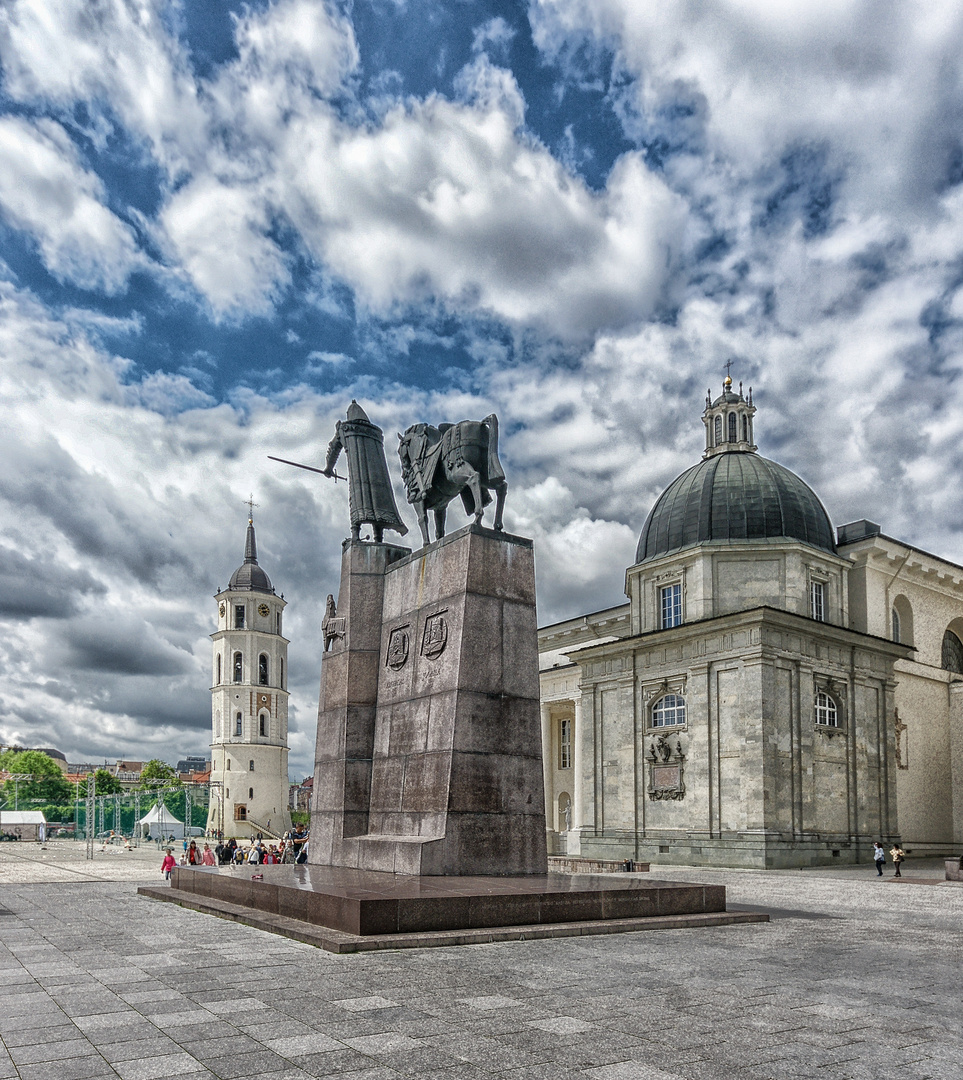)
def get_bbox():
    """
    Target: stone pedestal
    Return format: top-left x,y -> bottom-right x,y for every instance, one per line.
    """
311,524 -> 548,875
